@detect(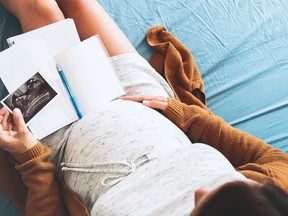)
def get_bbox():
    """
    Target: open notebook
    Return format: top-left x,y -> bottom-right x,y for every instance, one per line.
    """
0,19 -> 124,139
